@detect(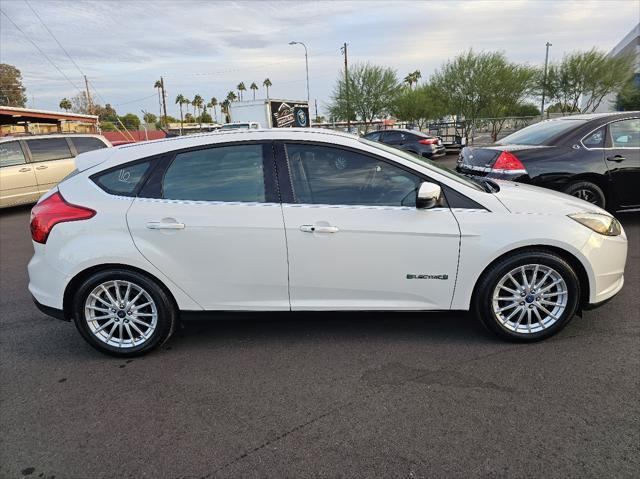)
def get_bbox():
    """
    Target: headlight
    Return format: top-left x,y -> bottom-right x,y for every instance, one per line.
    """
568,213 -> 621,236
